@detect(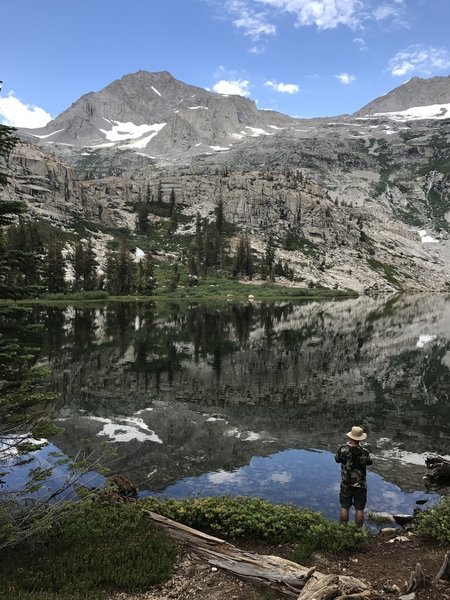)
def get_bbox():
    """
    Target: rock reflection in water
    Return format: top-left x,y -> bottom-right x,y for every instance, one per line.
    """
17,294 -> 450,511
